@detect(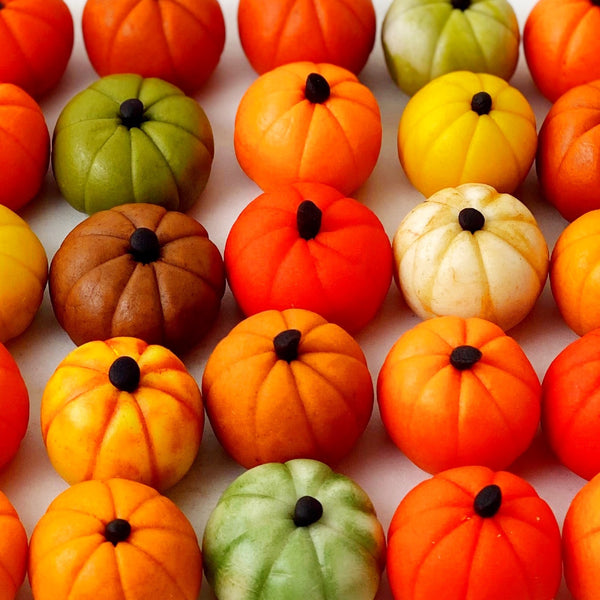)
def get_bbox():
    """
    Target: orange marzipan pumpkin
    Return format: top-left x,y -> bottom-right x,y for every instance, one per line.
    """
28,478 -> 202,600
387,465 -> 562,600
0,490 -> 27,600
237,0 -> 376,75
234,61 -> 382,196
202,308 -> 374,468
377,315 -> 542,474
